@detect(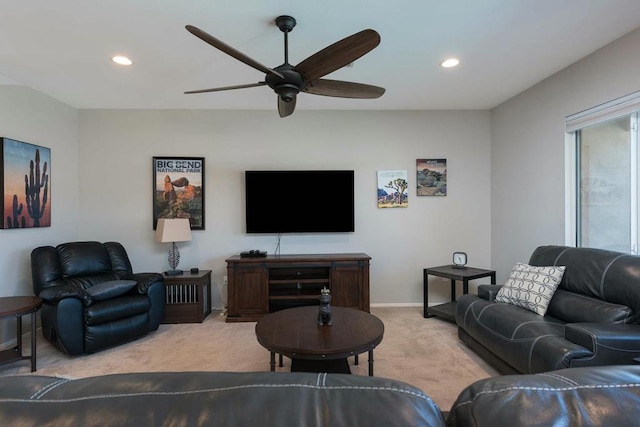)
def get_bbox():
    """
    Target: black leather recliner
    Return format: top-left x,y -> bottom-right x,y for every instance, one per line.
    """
31,241 -> 165,355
